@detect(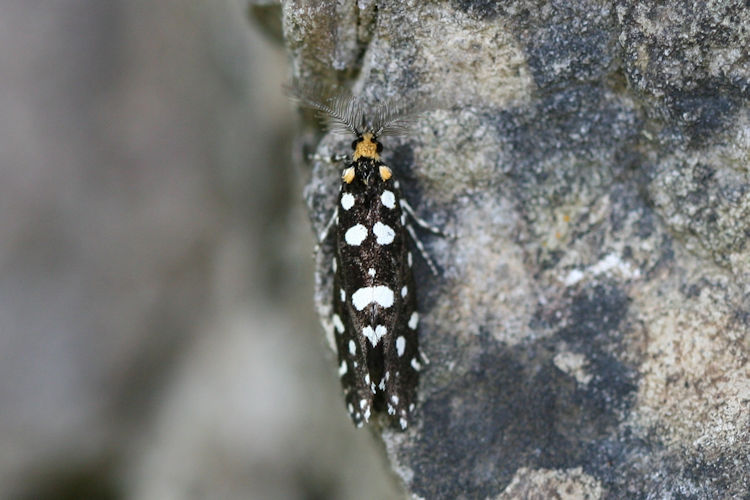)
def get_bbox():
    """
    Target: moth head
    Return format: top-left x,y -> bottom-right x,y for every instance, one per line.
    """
352,132 -> 382,161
